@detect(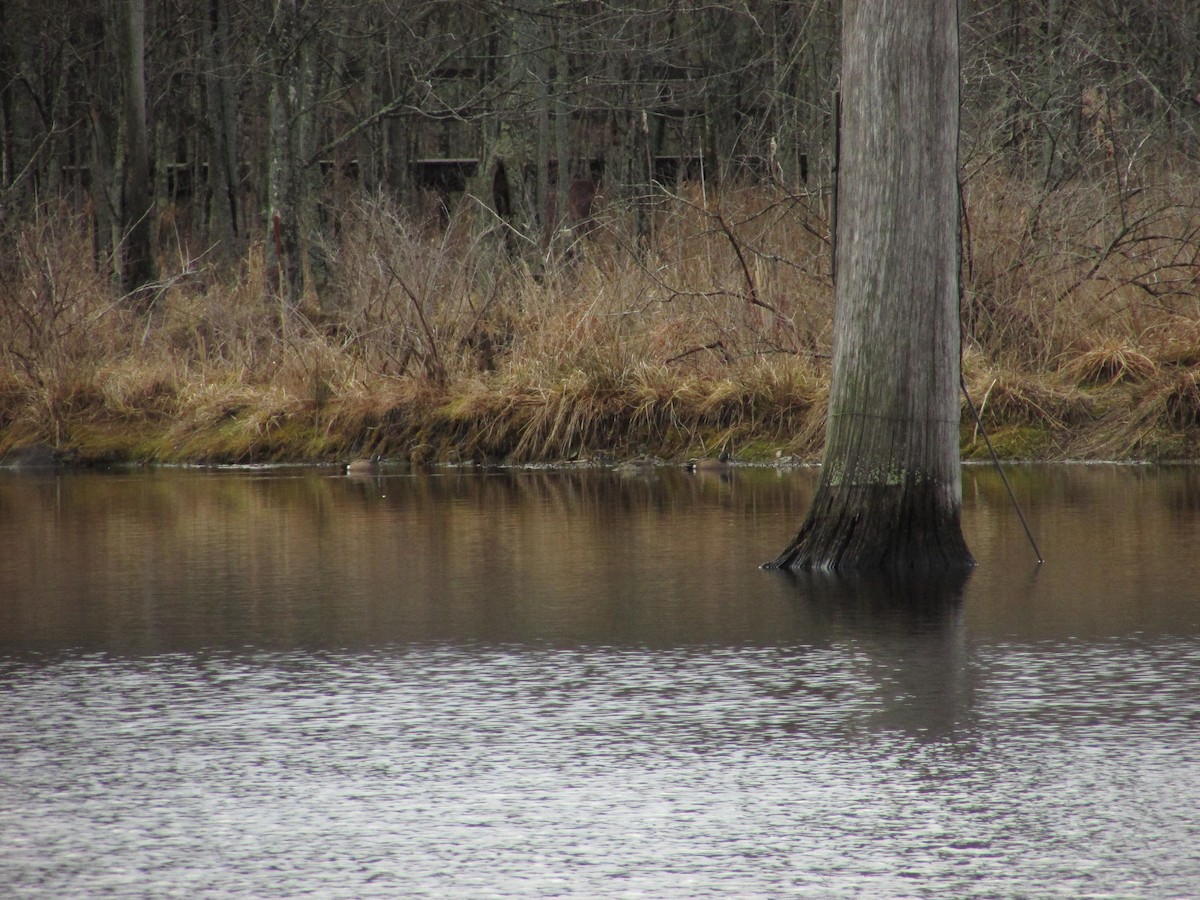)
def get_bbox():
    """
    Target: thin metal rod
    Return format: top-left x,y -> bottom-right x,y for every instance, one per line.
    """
961,373 -> 1044,564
